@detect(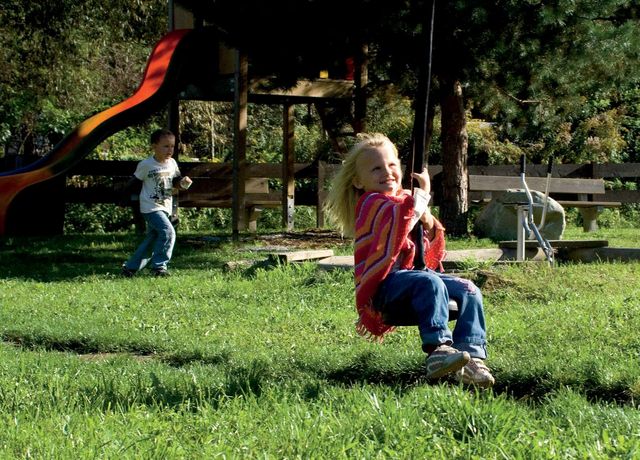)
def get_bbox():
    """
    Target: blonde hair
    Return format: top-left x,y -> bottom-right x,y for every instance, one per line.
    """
323,133 -> 400,237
